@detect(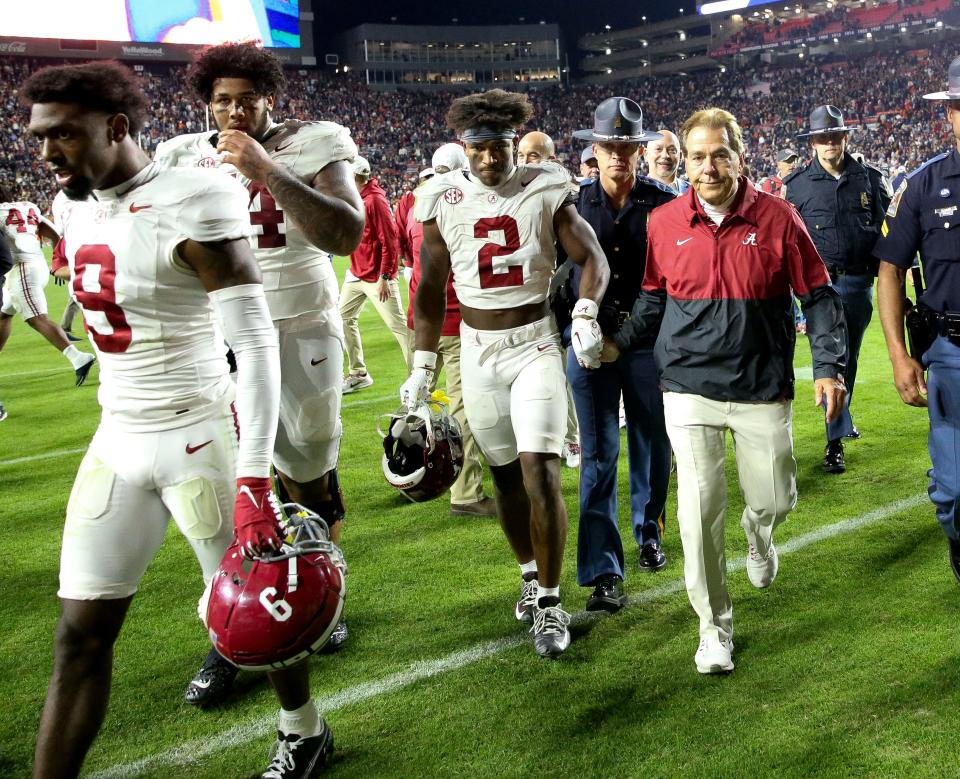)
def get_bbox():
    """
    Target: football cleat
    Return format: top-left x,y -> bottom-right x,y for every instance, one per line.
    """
380,392 -> 464,503
515,576 -> 538,624
205,504 -> 347,671
75,354 -> 96,387
261,721 -> 334,779
531,602 -> 571,658
342,372 -> 373,394
184,646 -> 238,708
0,401 -> 6,422
320,620 -> 348,653
65,331 -> 83,343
